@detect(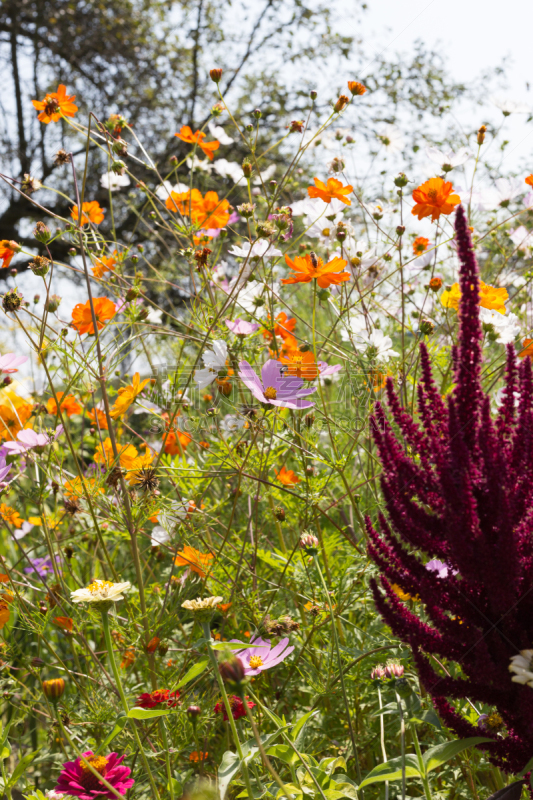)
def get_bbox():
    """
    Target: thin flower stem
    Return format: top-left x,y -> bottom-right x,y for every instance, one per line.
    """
395,690 -> 406,800
101,610 -> 162,800
377,685 -> 389,800
202,621 -> 255,799
313,555 -> 362,788
242,698 -> 293,800
161,720 -> 176,800
405,696 -> 432,800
